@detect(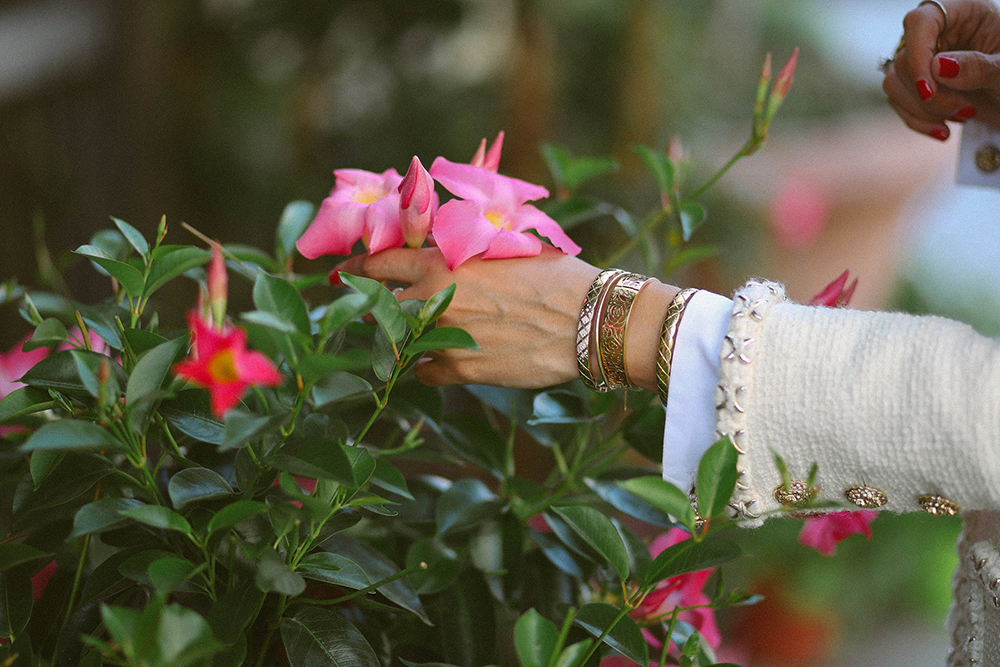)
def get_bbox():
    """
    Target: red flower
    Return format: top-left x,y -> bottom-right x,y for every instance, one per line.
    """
173,314 -> 283,417
809,269 -> 857,307
799,510 -> 876,556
